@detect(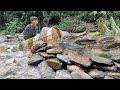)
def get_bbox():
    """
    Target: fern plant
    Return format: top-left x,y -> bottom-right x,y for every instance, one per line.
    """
5,18 -> 24,35
96,16 -> 120,36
